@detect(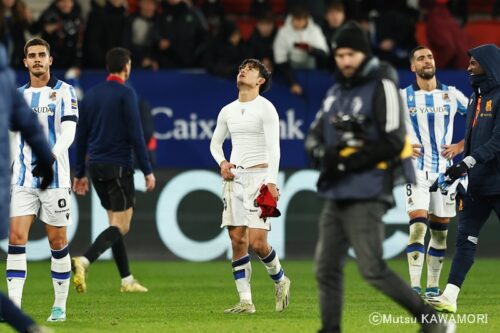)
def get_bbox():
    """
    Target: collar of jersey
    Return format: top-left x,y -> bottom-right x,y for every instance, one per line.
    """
107,74 -> 125,85
25,75 -> 58,88
412,80 -> 443,91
